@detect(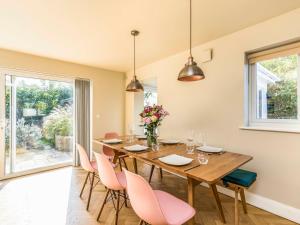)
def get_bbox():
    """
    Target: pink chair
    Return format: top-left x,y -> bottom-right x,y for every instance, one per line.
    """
76,144 -> 99,210
94,152 -> 127,225
103,132 -> 128,171
124,169 -> 196,225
